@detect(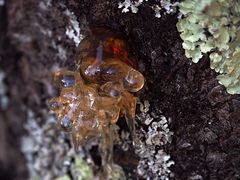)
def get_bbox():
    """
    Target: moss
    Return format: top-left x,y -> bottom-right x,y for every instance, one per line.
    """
177,0 -> 240,94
